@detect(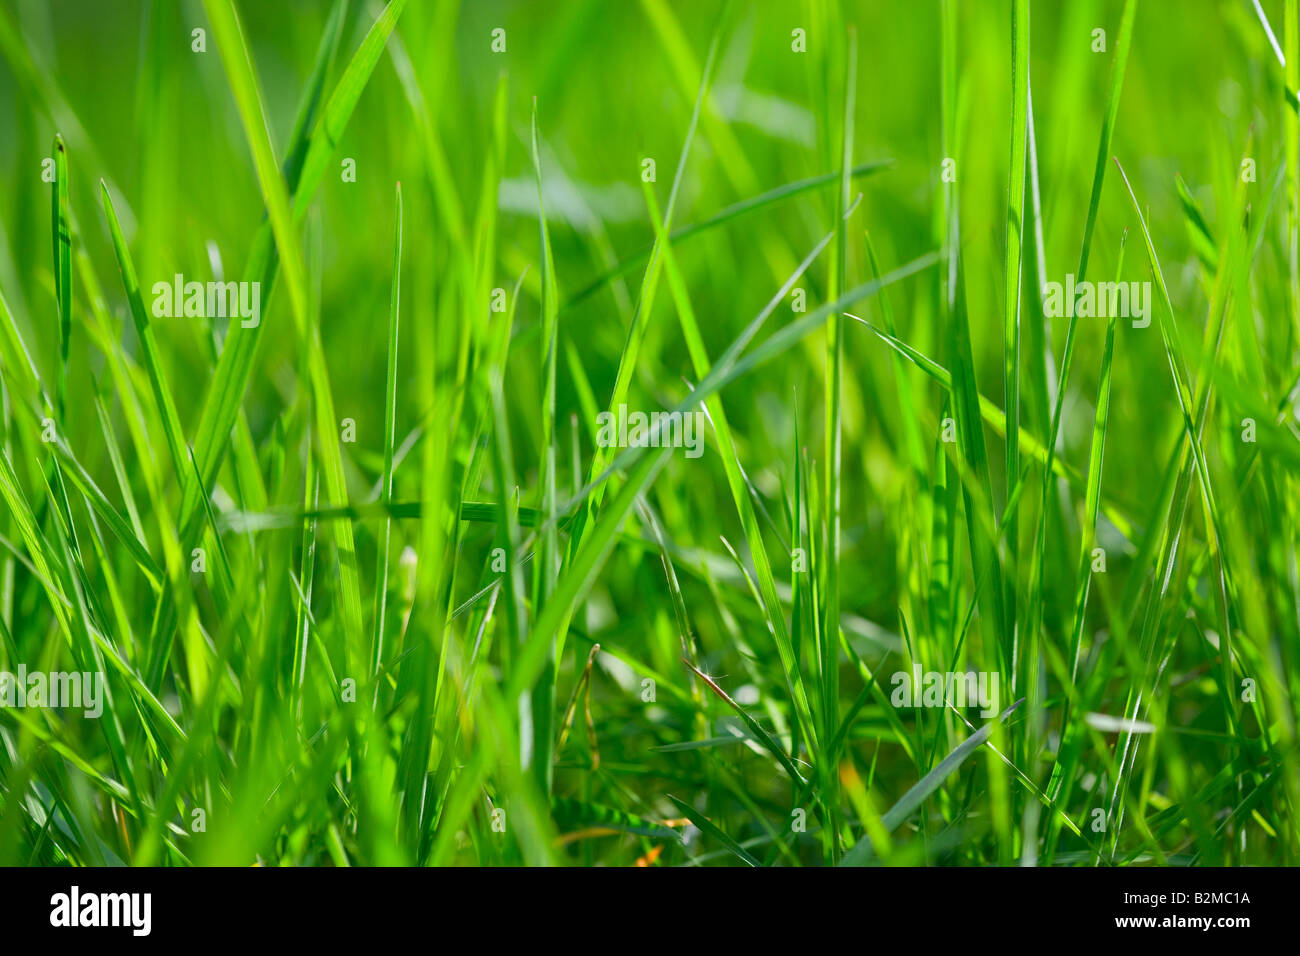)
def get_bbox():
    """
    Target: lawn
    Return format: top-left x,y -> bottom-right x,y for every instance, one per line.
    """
0,0 -> 1296,866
